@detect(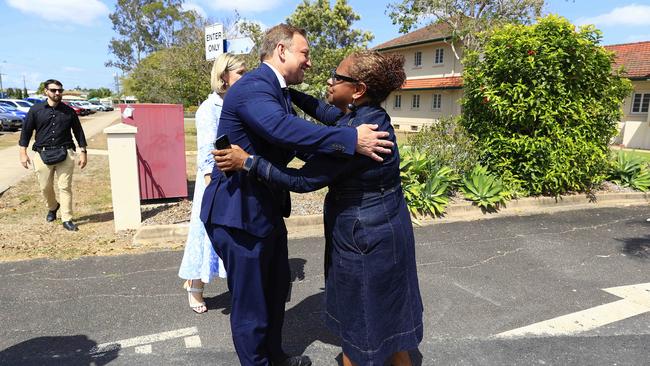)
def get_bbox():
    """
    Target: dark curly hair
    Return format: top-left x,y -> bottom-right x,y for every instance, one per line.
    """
347,51 -> 405,104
